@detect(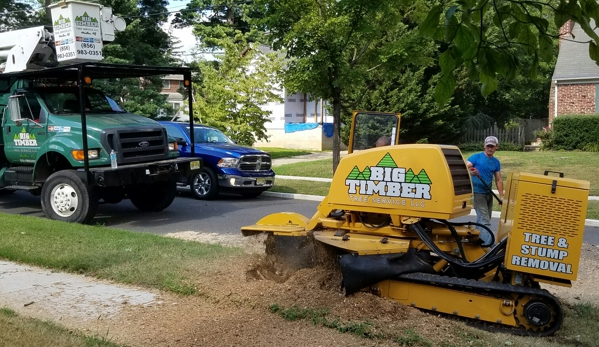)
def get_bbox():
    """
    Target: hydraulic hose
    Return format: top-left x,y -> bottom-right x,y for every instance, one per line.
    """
411,222 -> 506,275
